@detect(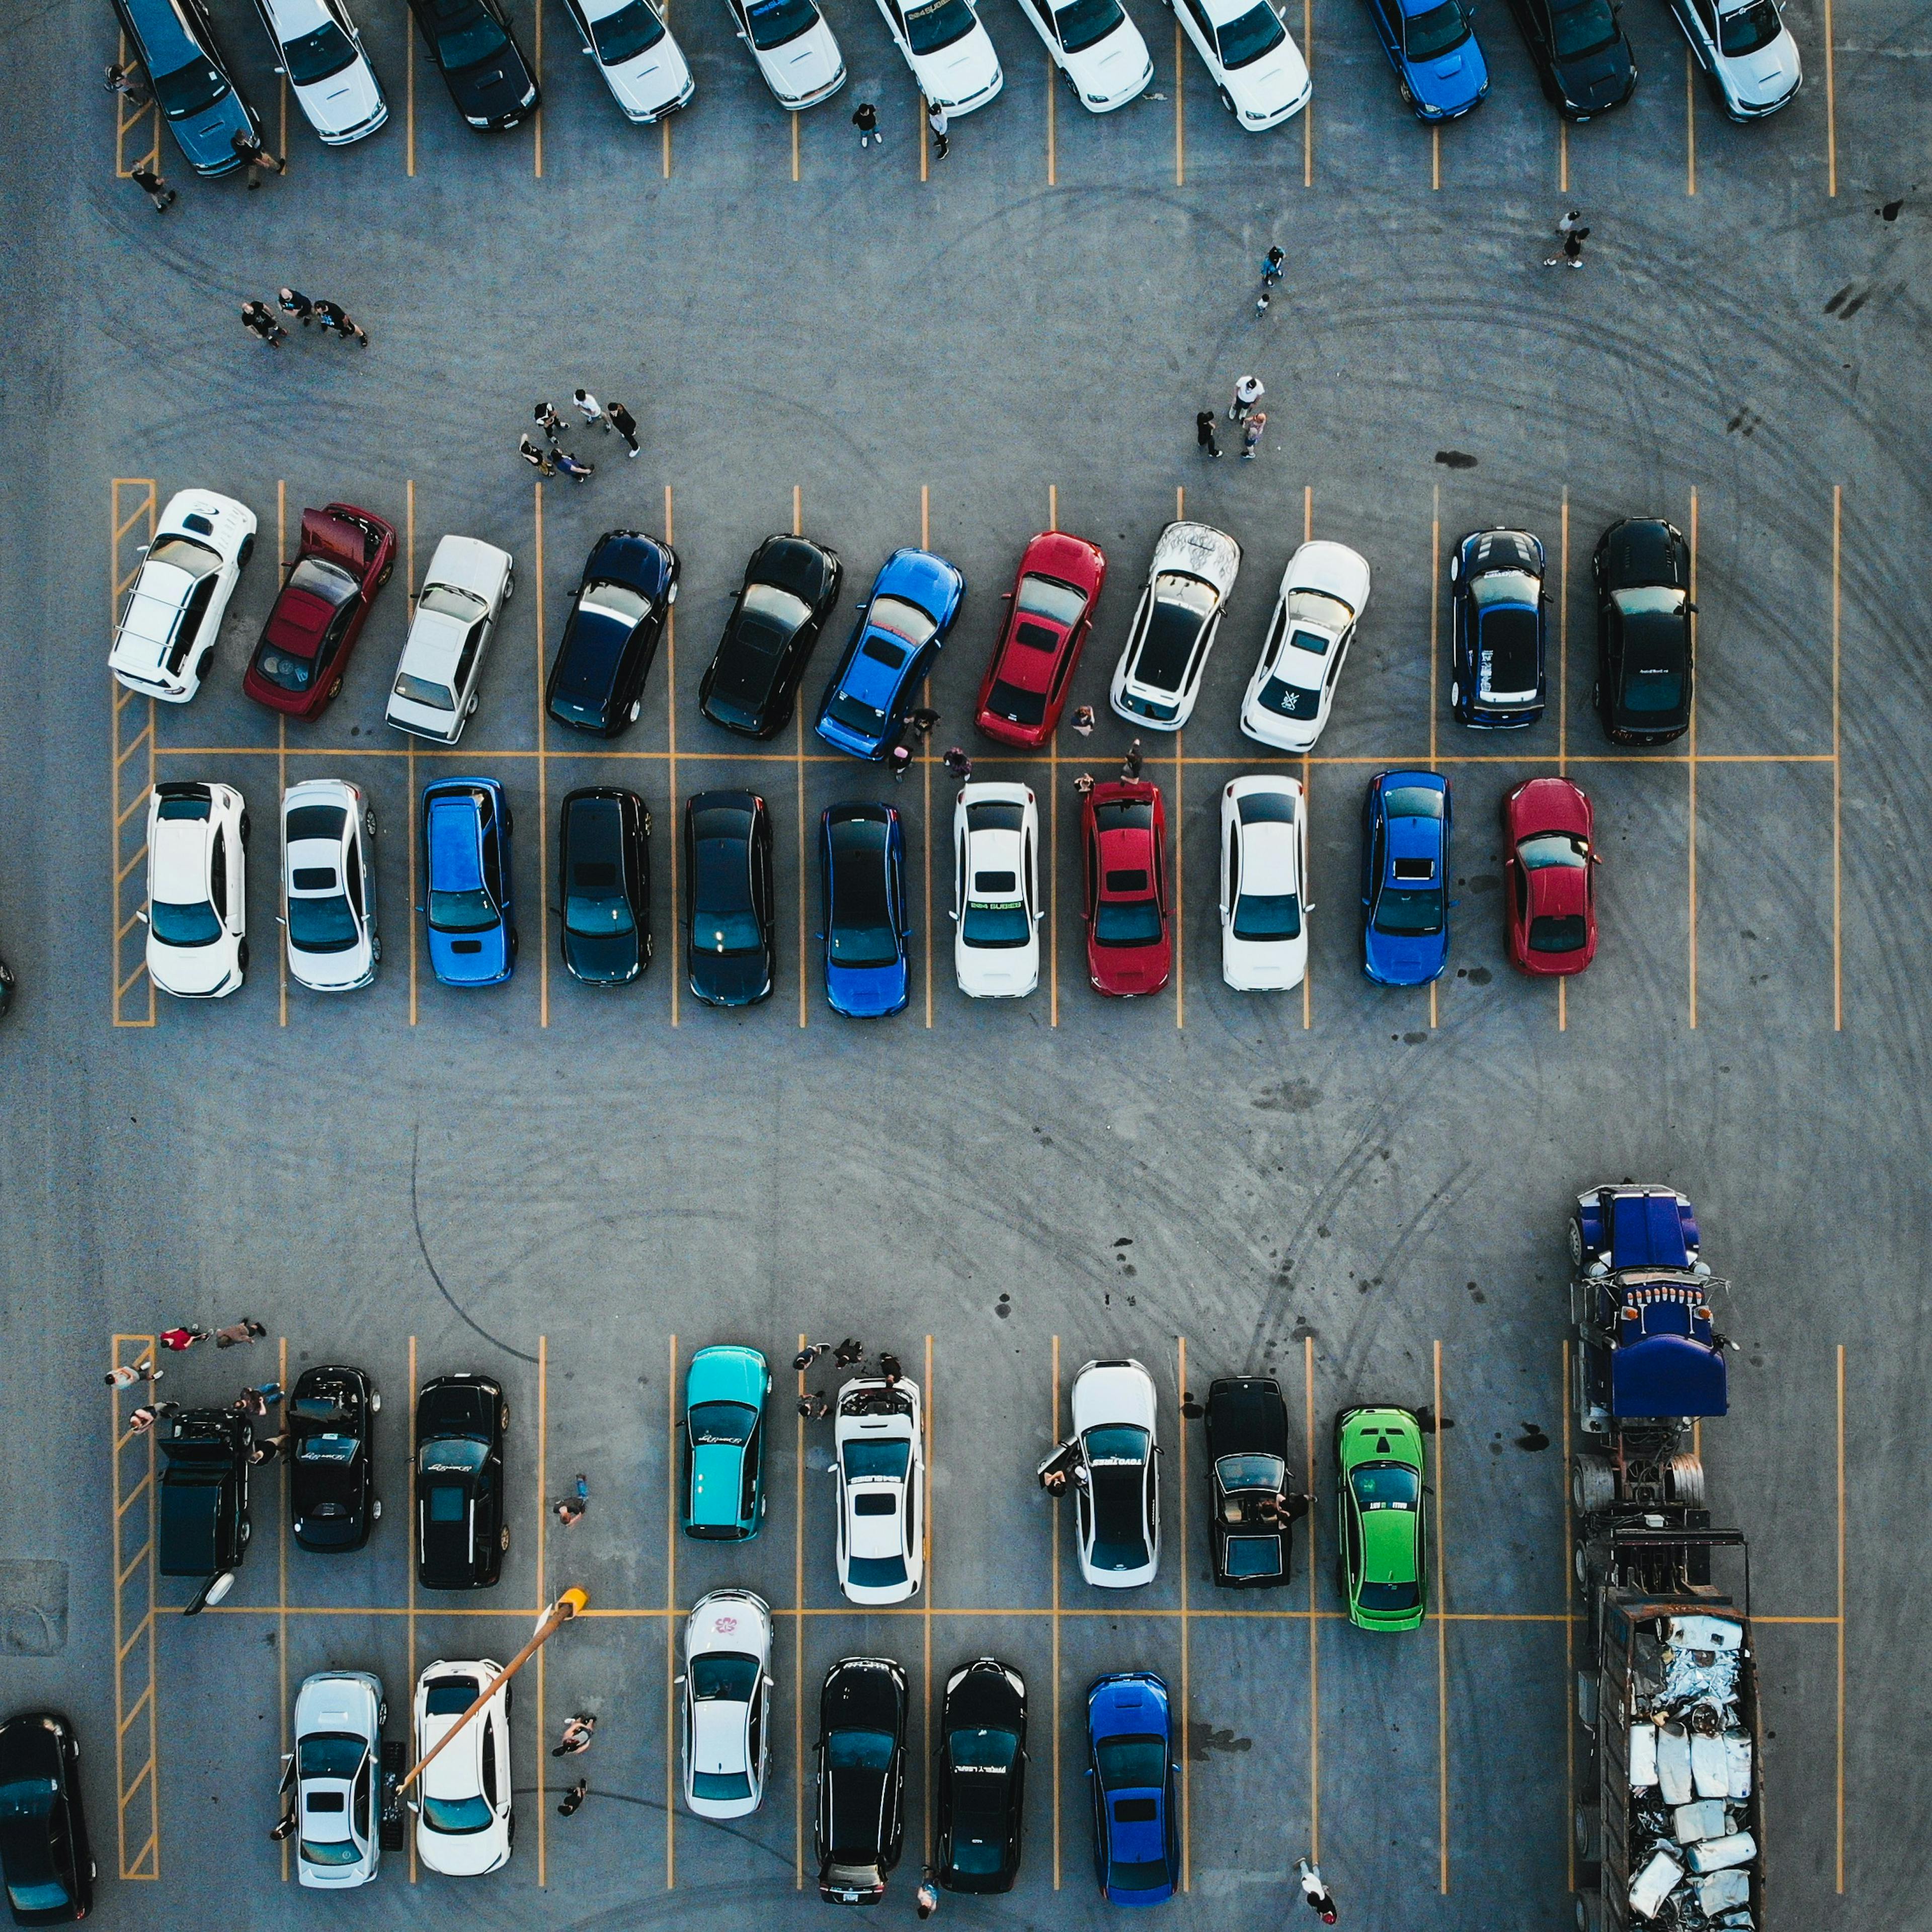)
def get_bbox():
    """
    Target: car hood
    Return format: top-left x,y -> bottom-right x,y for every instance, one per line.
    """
1152,521 -> 1239,594
565,926 -> 639,984
609,37 -> 692,111
296,57 -> 384,130
770,21 -> 842,95
1732,32 -> 1799,99
1364,924 -> 1445,985
1229,41 -> 1309,111
691,1348 -> 768,1408
690,946 -> 772,1005
1073,1364 -> 1156,1435
1285,540 -> 1370,609
827,955 -> 908,1018
1416,37 -> 1486,103
176,93 -> 256,171
1557,41 -> 1631,106
427,535 -> 509,597
915,30 -> 1000,100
